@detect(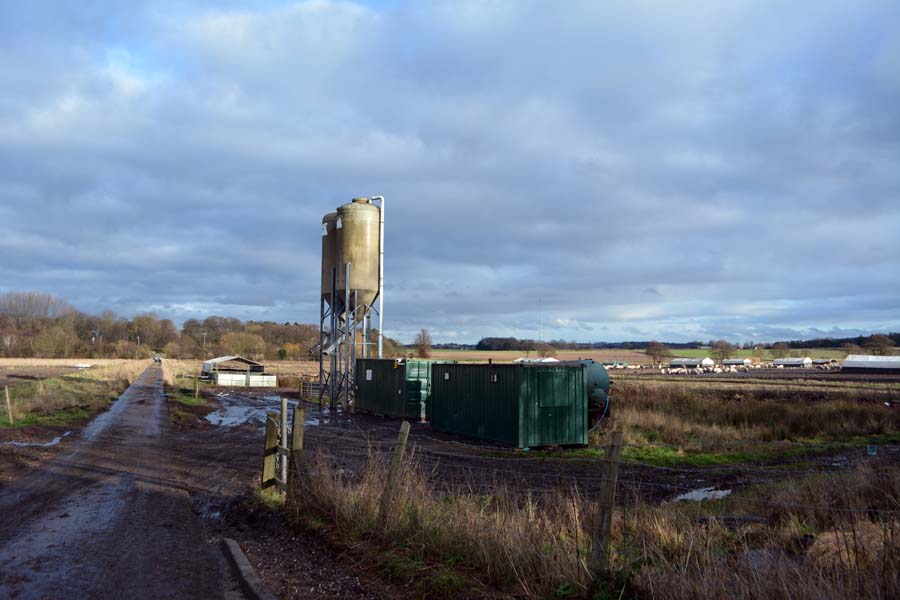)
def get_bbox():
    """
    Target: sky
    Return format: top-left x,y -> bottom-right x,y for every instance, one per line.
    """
1,0 -> 898,344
